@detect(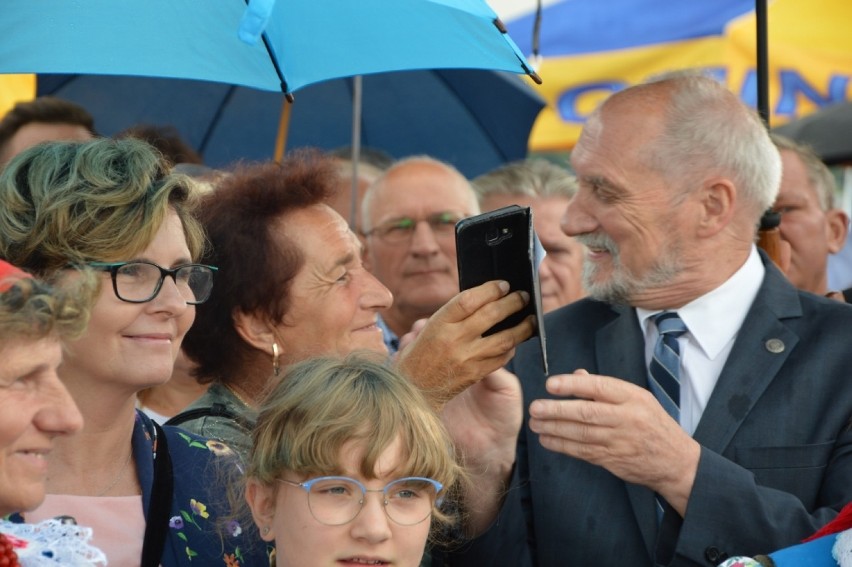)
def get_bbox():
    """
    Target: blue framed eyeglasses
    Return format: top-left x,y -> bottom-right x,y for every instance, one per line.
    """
278,475 -> 444,526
